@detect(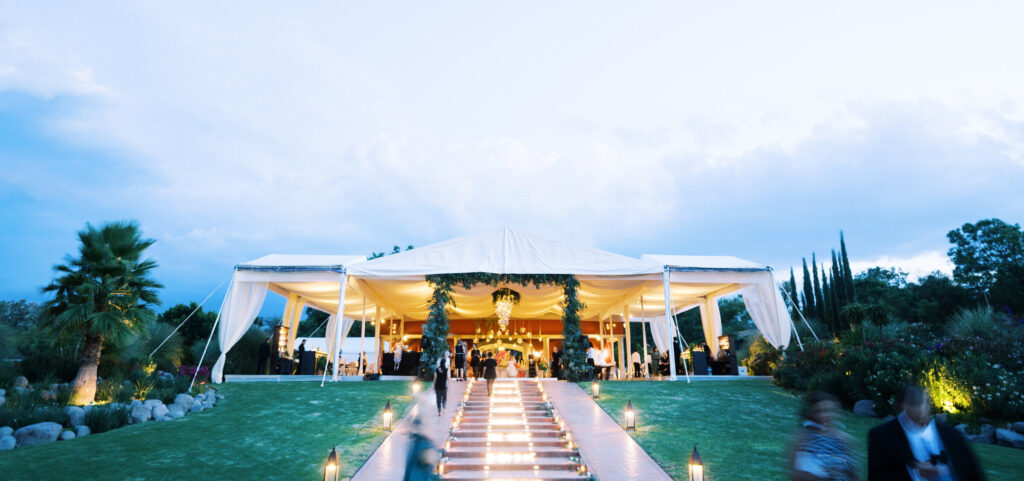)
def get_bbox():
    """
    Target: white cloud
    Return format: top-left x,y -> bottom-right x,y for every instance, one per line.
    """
850,250 -> 955,282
